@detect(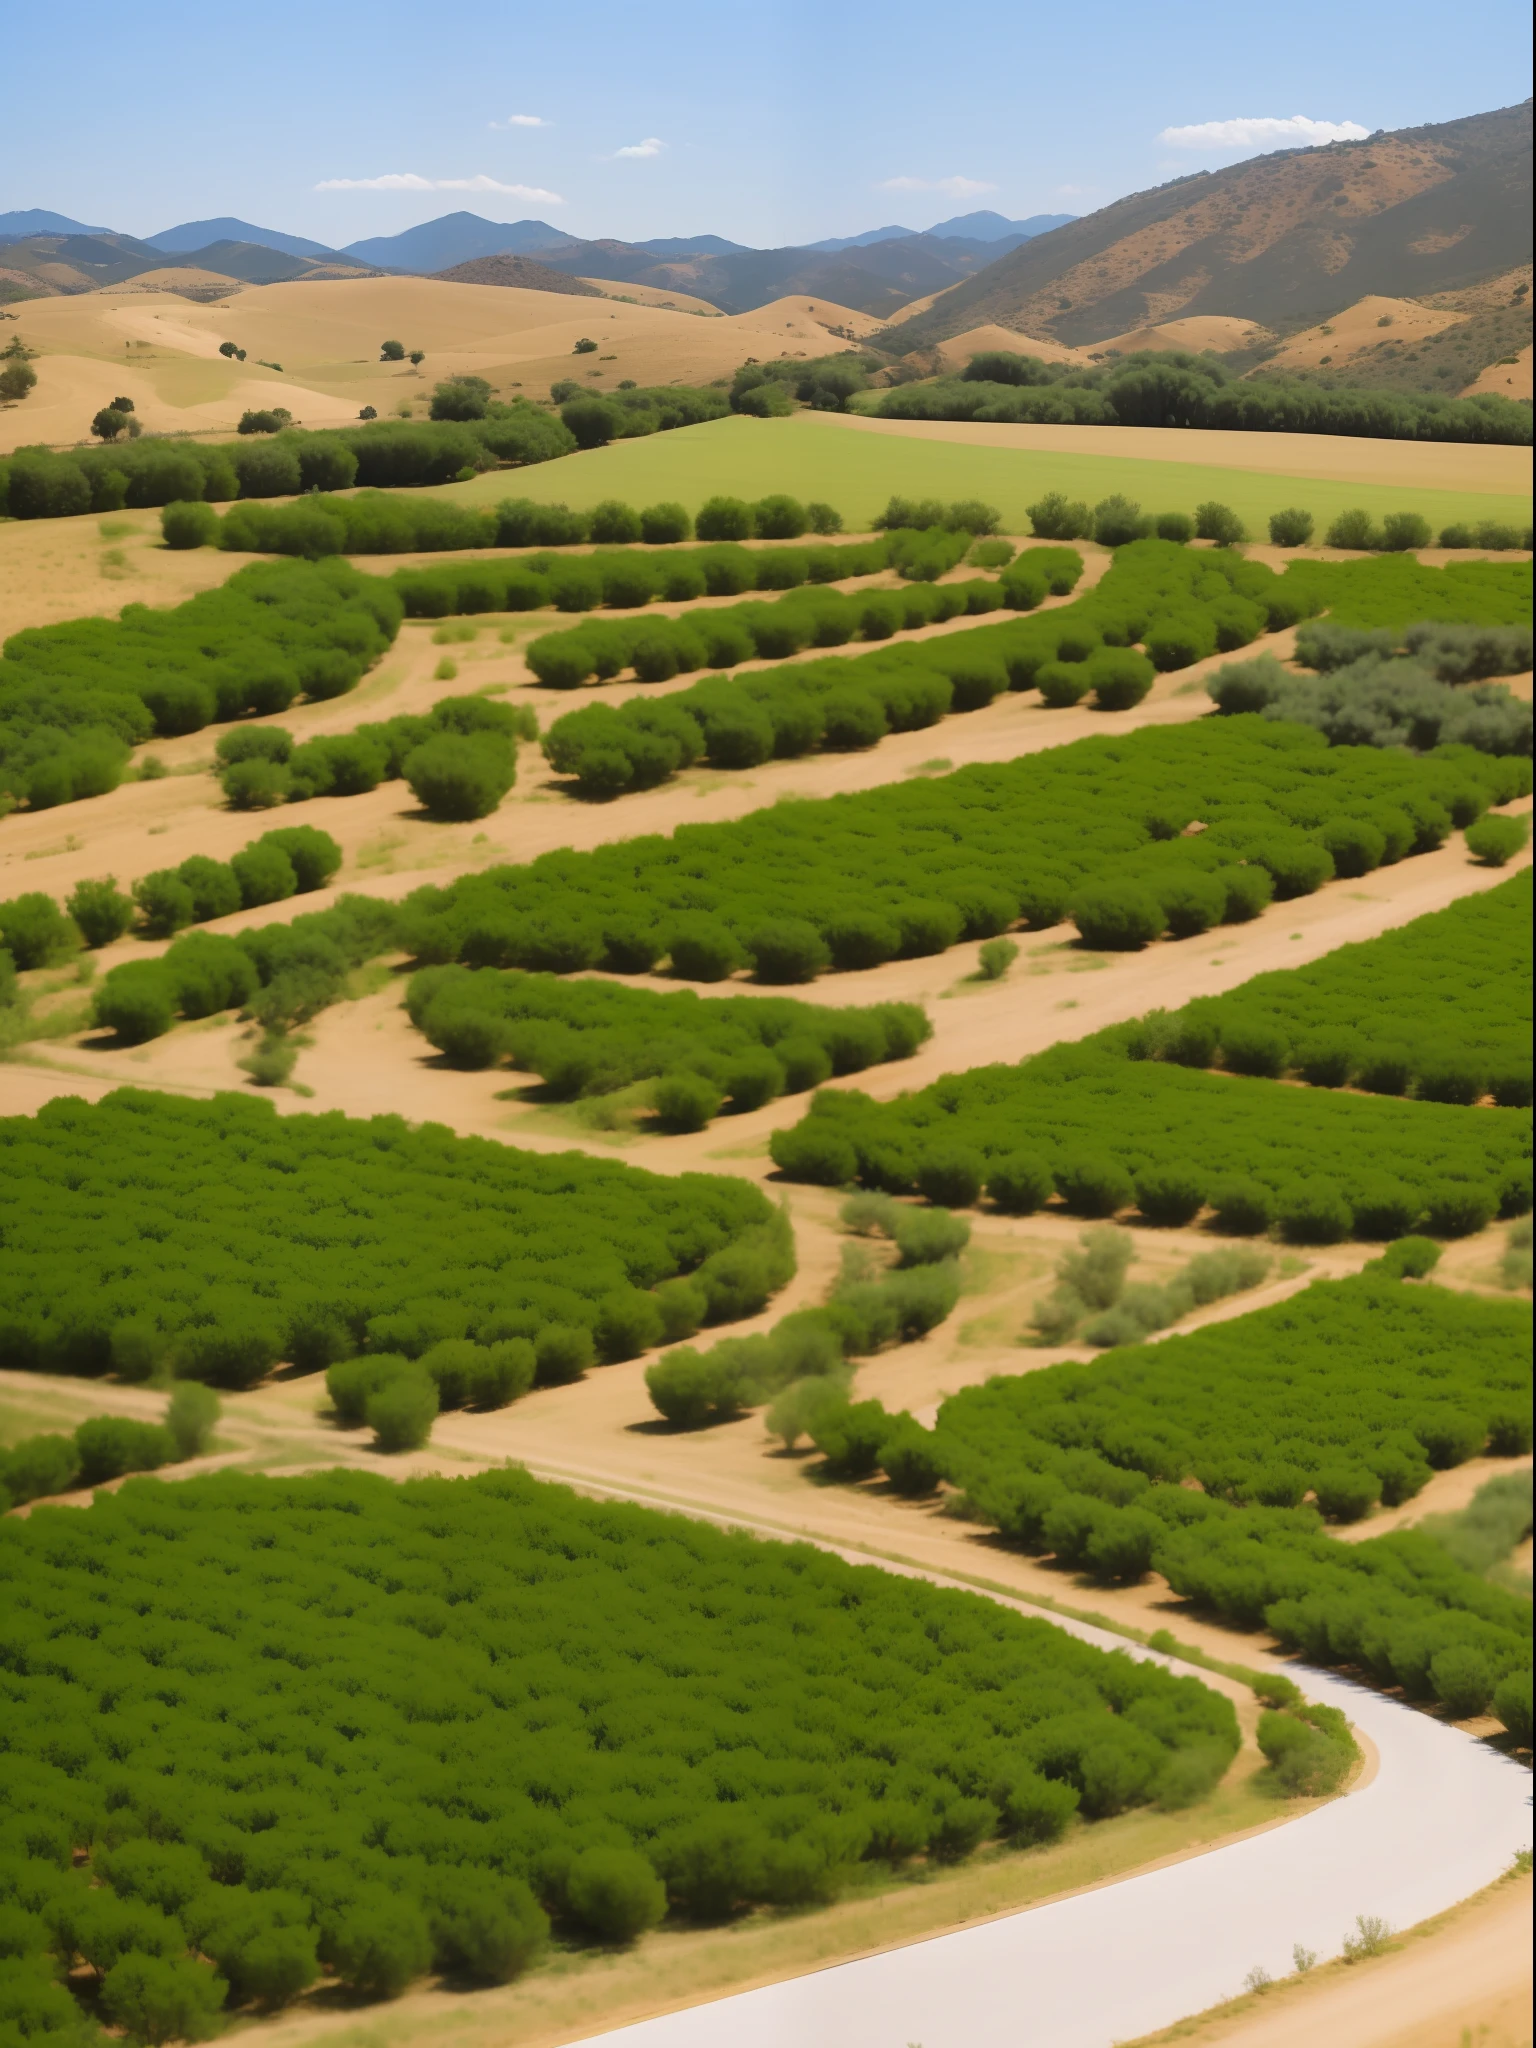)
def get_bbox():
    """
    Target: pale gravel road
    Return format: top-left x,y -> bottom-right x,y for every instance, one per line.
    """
571,1610 -> 1531,2048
